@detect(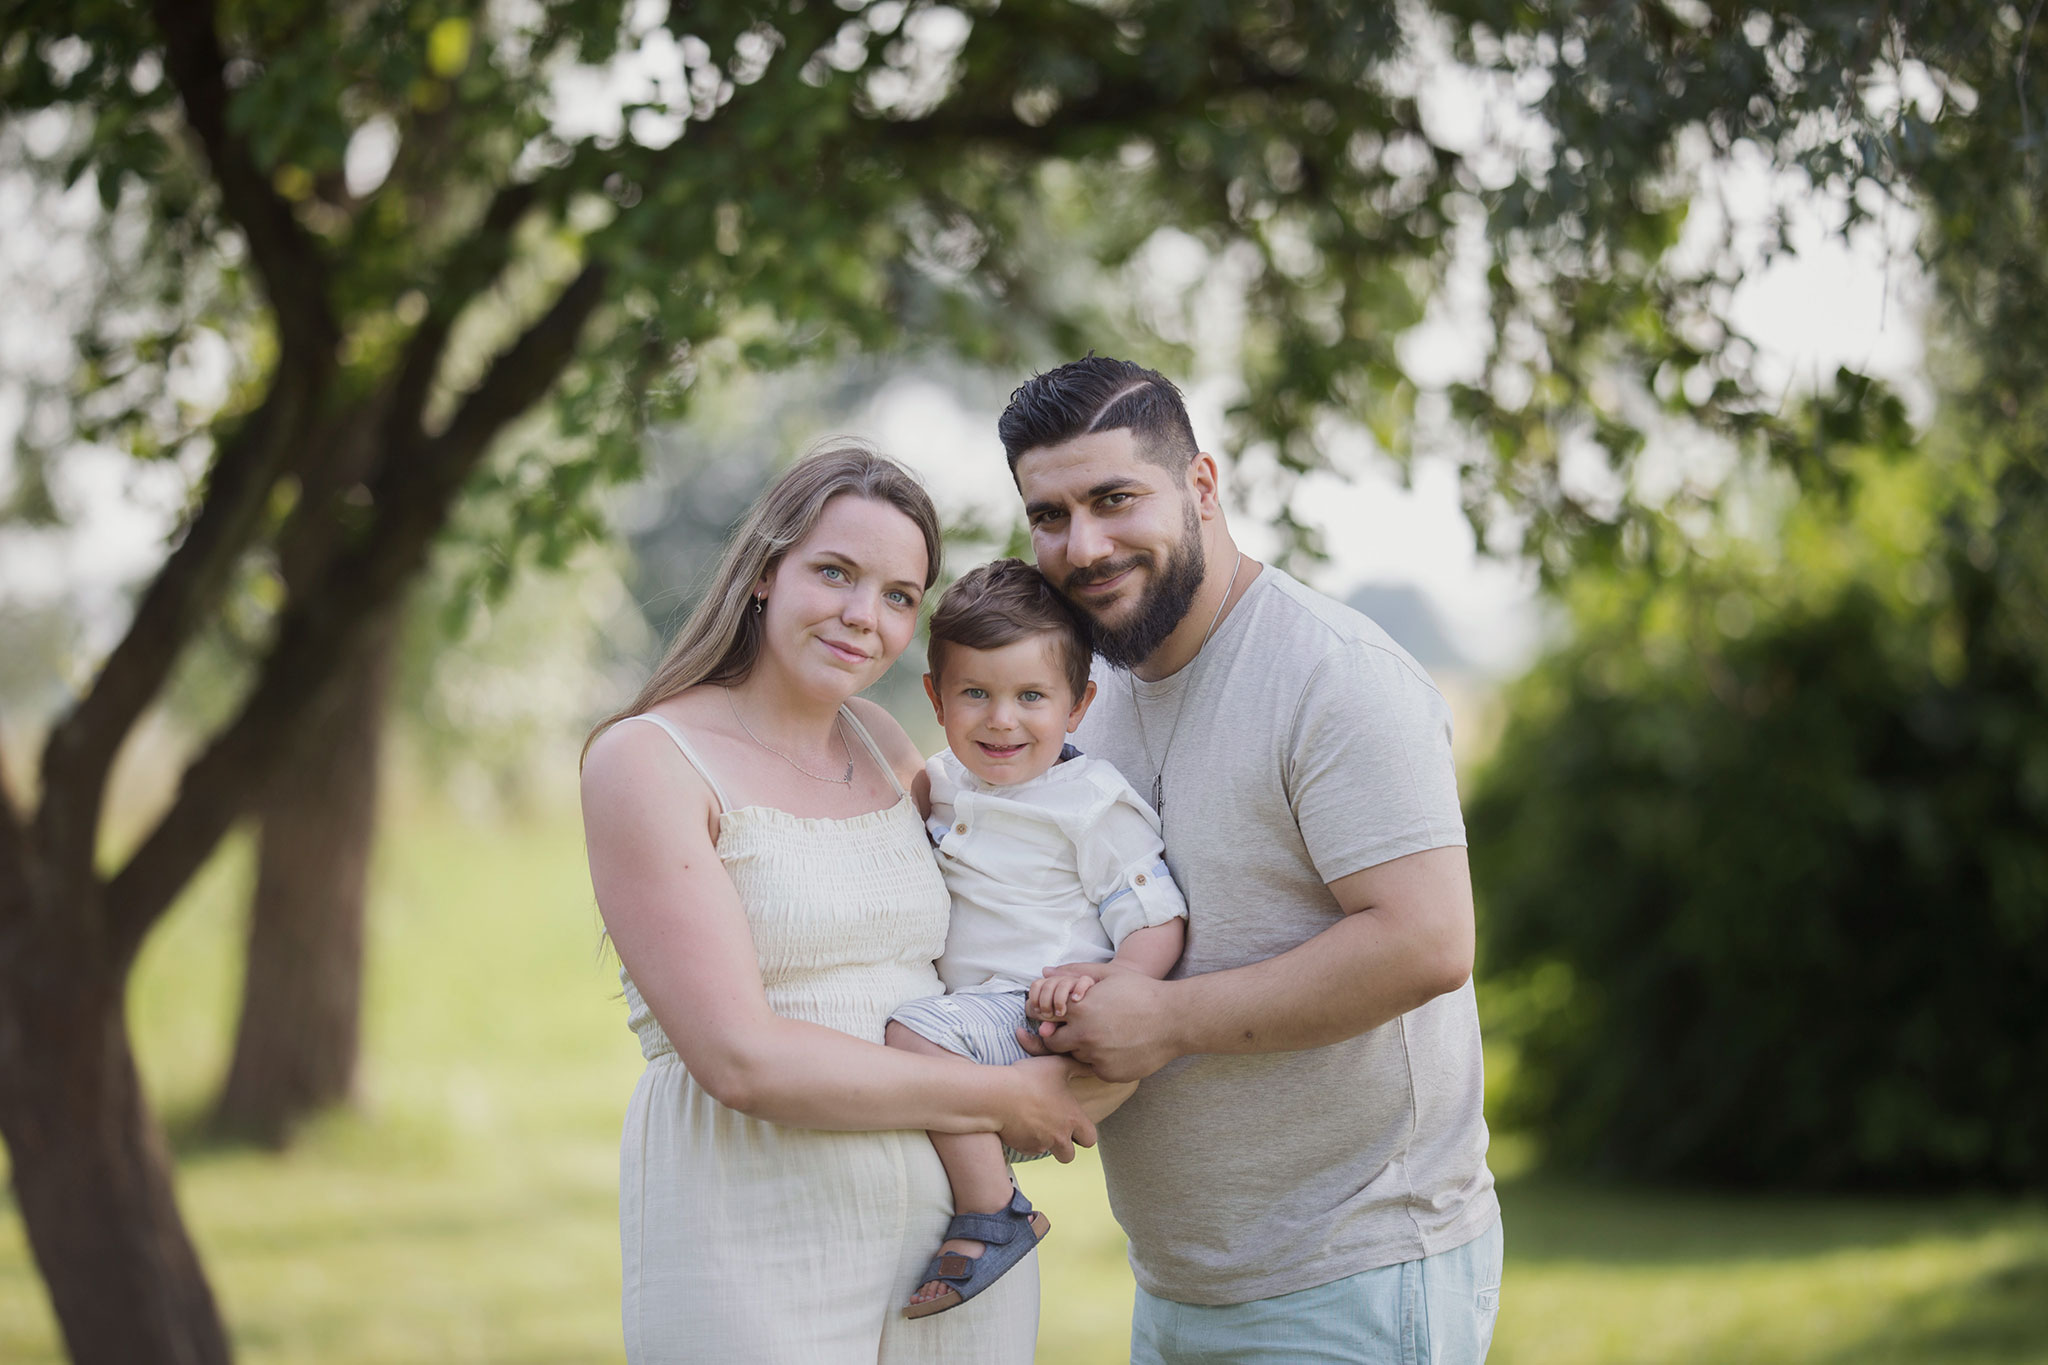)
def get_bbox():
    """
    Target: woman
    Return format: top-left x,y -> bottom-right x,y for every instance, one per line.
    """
581,444 -> 1095,1363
